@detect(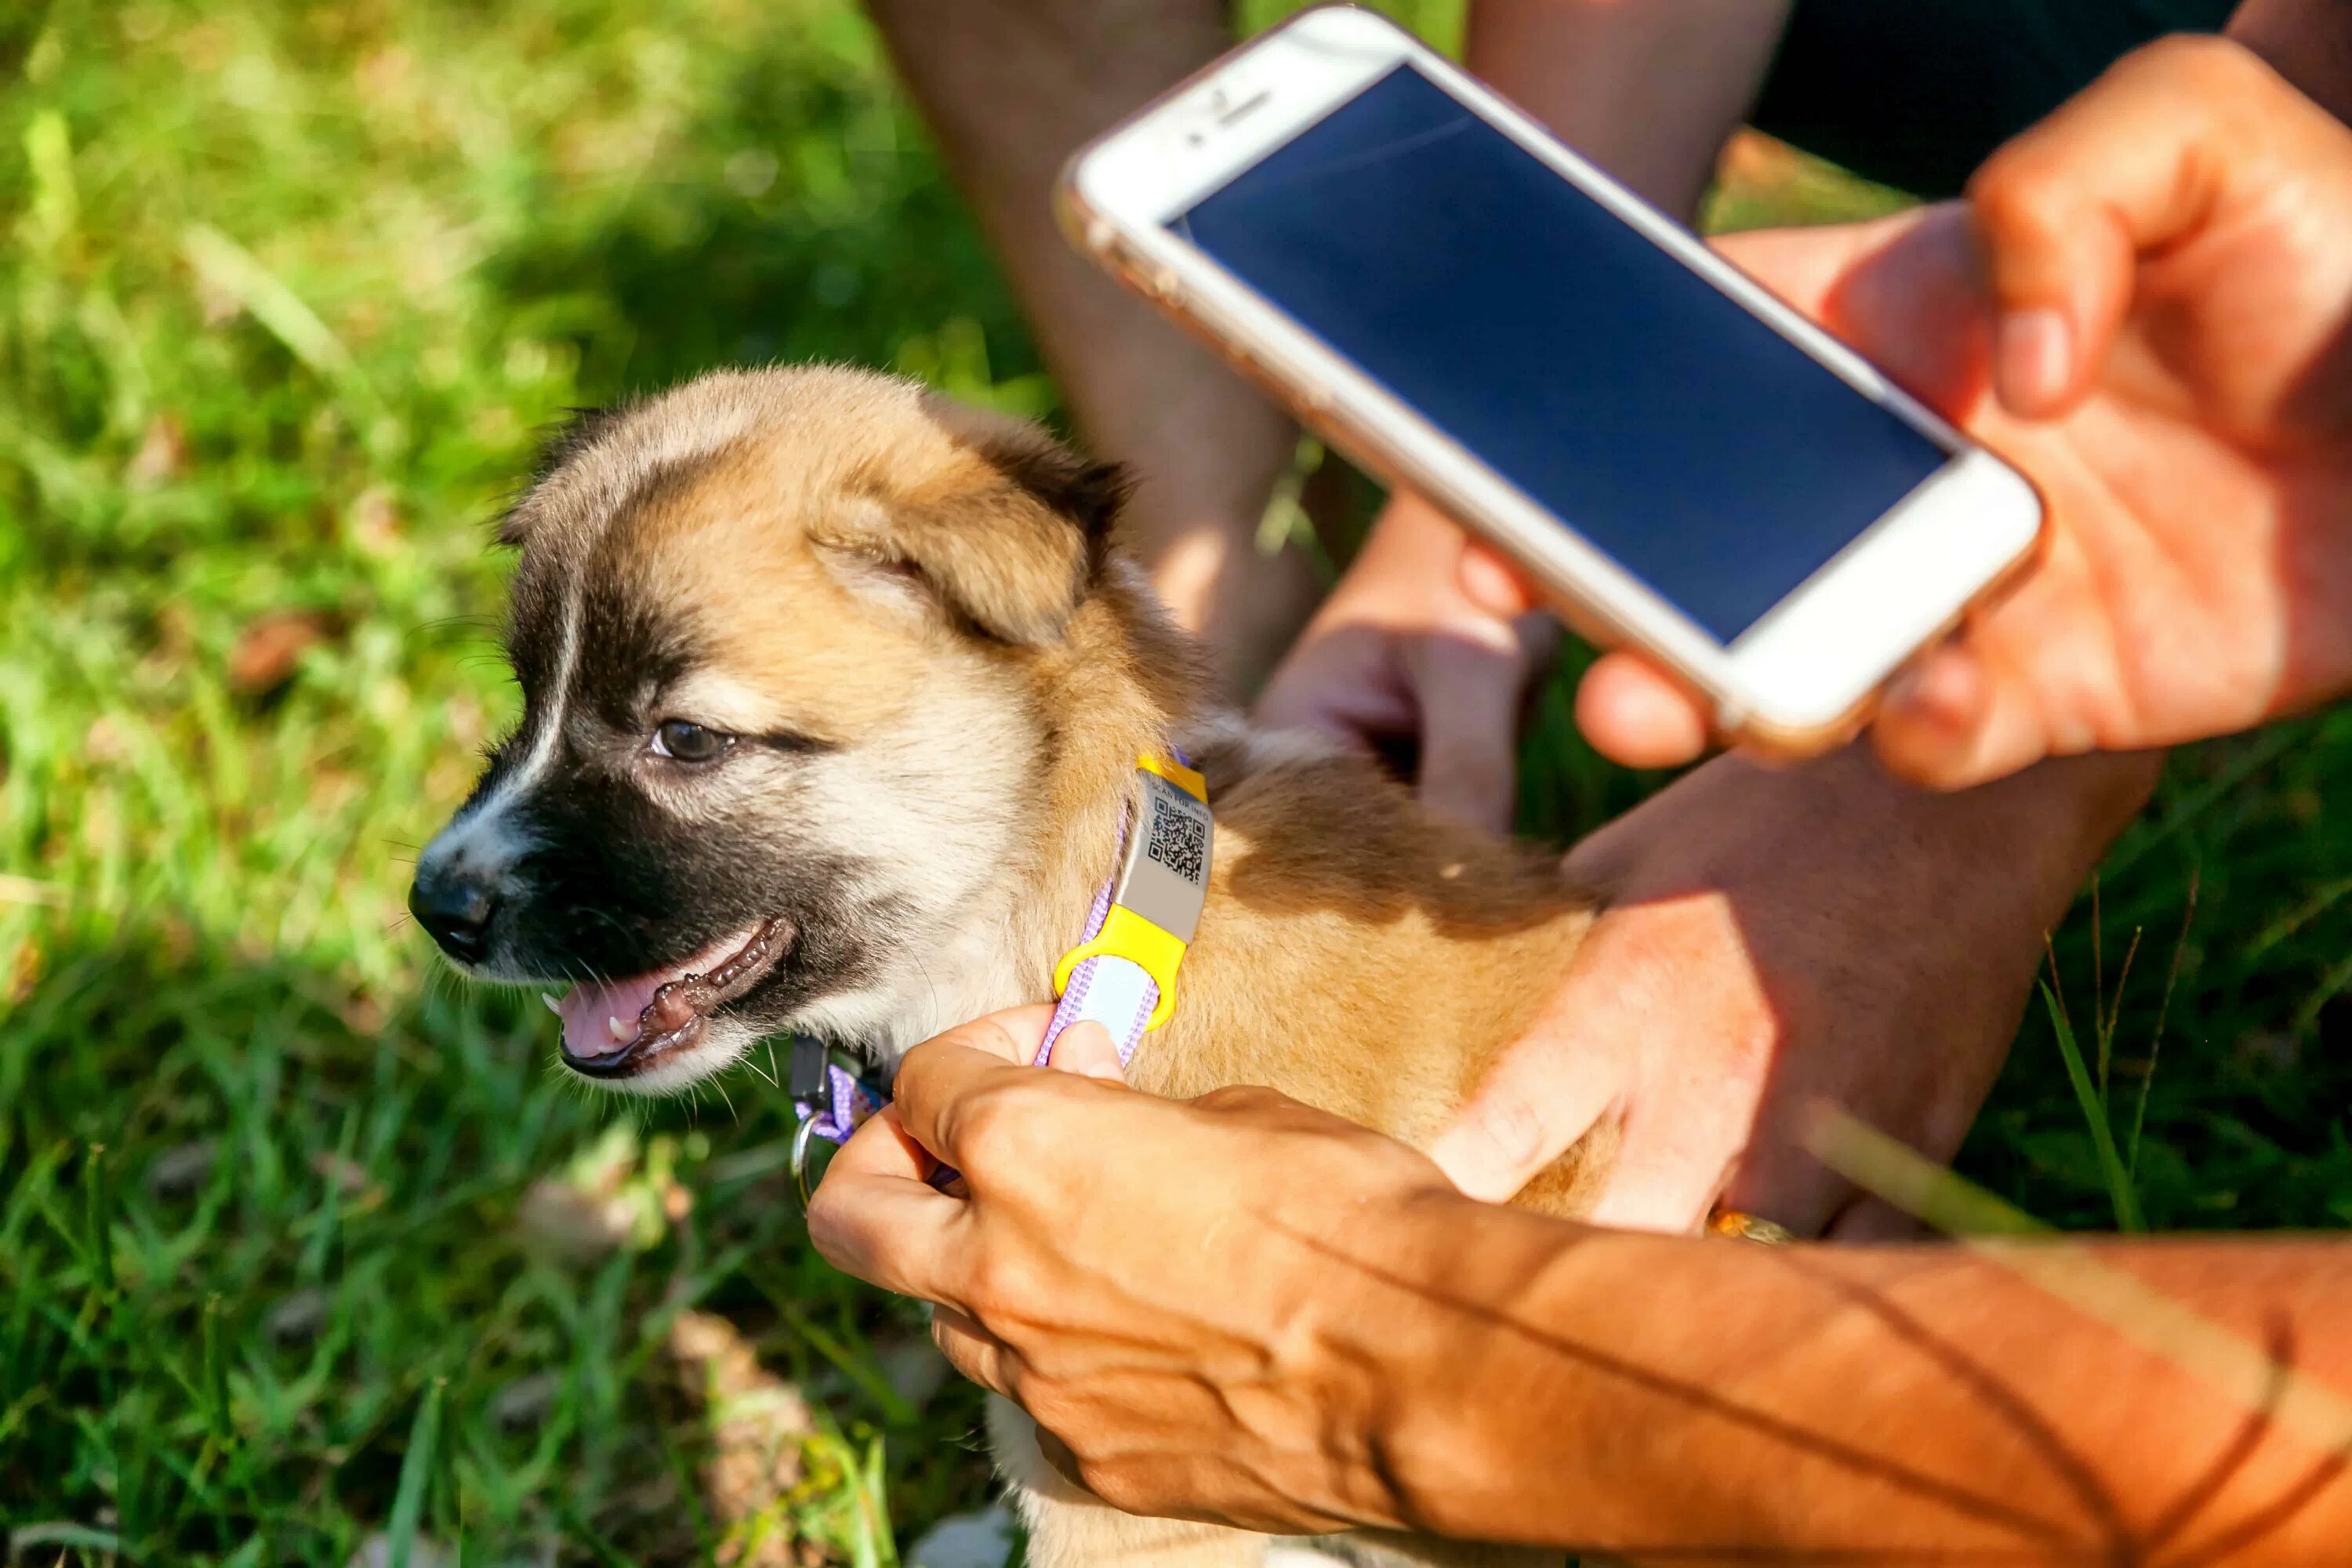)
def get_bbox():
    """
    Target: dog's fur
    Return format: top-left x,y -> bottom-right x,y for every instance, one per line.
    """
413,365 -> 1603,1566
